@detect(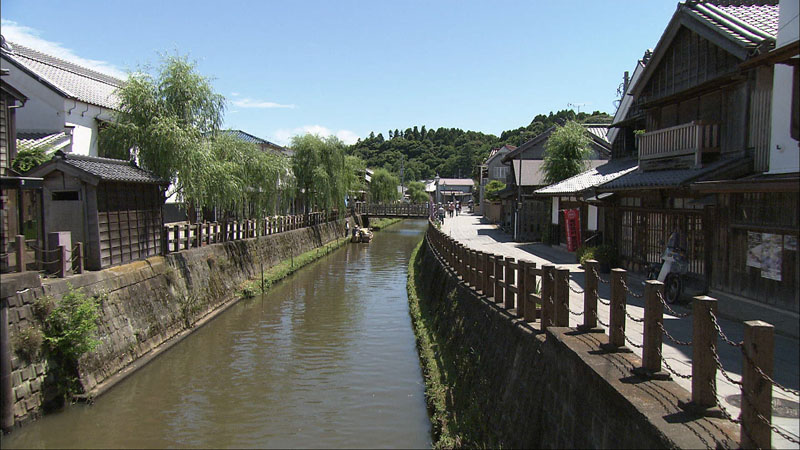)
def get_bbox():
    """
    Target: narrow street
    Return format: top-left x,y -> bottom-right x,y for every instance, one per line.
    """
441,212 -> 800,448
